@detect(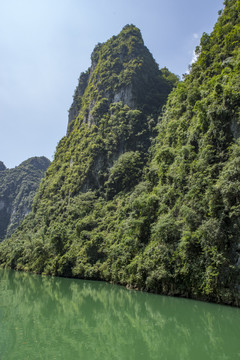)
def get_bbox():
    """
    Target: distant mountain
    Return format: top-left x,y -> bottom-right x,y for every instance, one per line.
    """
1,0 -> 240,306
0,157 -> 50,240
0,162 -> 6,171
